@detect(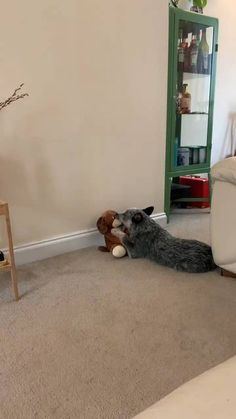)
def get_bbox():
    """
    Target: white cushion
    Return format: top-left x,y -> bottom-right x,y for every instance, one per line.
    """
211,157 -> 236,186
